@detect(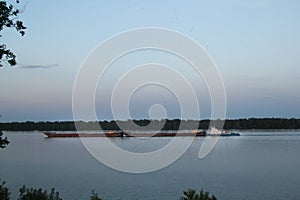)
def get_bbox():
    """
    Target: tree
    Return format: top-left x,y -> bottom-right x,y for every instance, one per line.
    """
0,0 -> 26,67
180,189 -> 217,200
0,180 -> 10,200
180,189 -> 200,200
0,0 -> 26,148
0,130 -> 9,148
18,185 -> 62,200
0,114 -> 9,148
90,190 -> 102,200
198,190 -> 217,200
